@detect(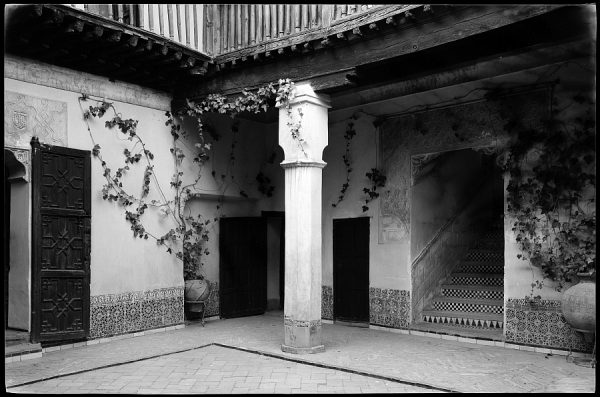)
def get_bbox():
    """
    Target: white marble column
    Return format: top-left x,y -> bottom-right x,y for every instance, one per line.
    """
277,83 -> 330,354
